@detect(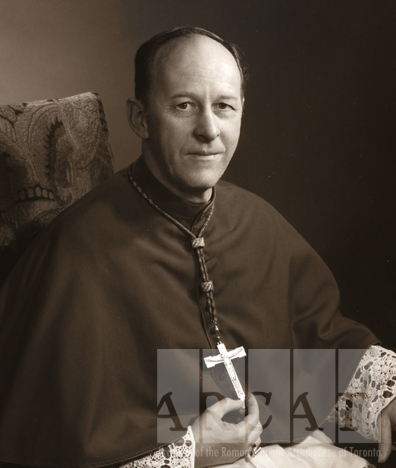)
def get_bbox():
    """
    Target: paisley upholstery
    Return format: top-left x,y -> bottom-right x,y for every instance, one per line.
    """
0,92 -> 115,286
